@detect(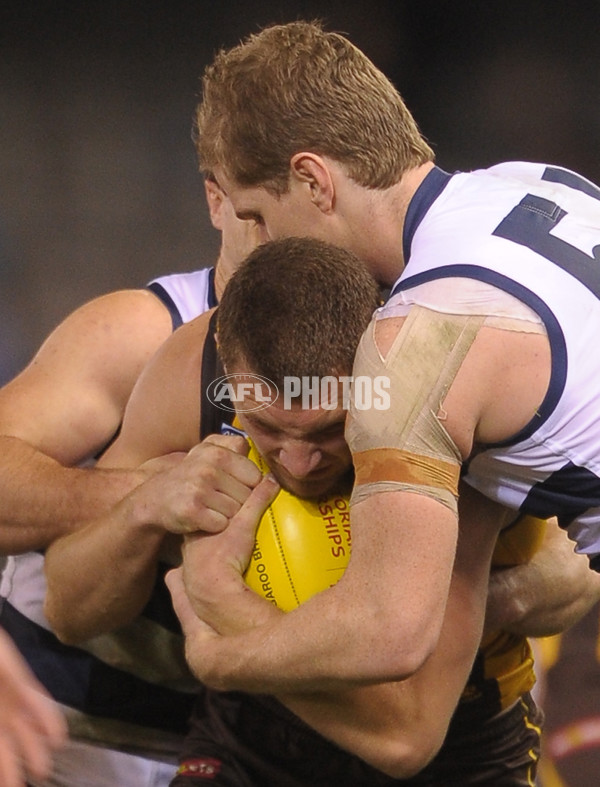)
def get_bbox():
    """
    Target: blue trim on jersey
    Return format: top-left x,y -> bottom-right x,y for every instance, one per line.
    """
493,194 -> 600,300
147,282 -> 183,330
207,267 -> 218,308
542,165 -> 600,201
392,264 -> 566,447
520,461 -> 600,528
402,166 -> 453,266
0,602 -> 194,734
